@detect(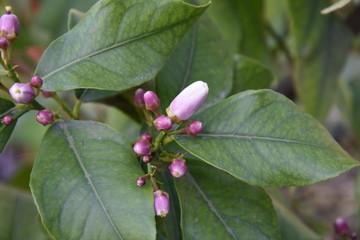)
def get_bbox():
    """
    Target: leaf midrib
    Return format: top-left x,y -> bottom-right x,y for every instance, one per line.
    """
60,122 -> 123,240
42,12 -> 203,80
